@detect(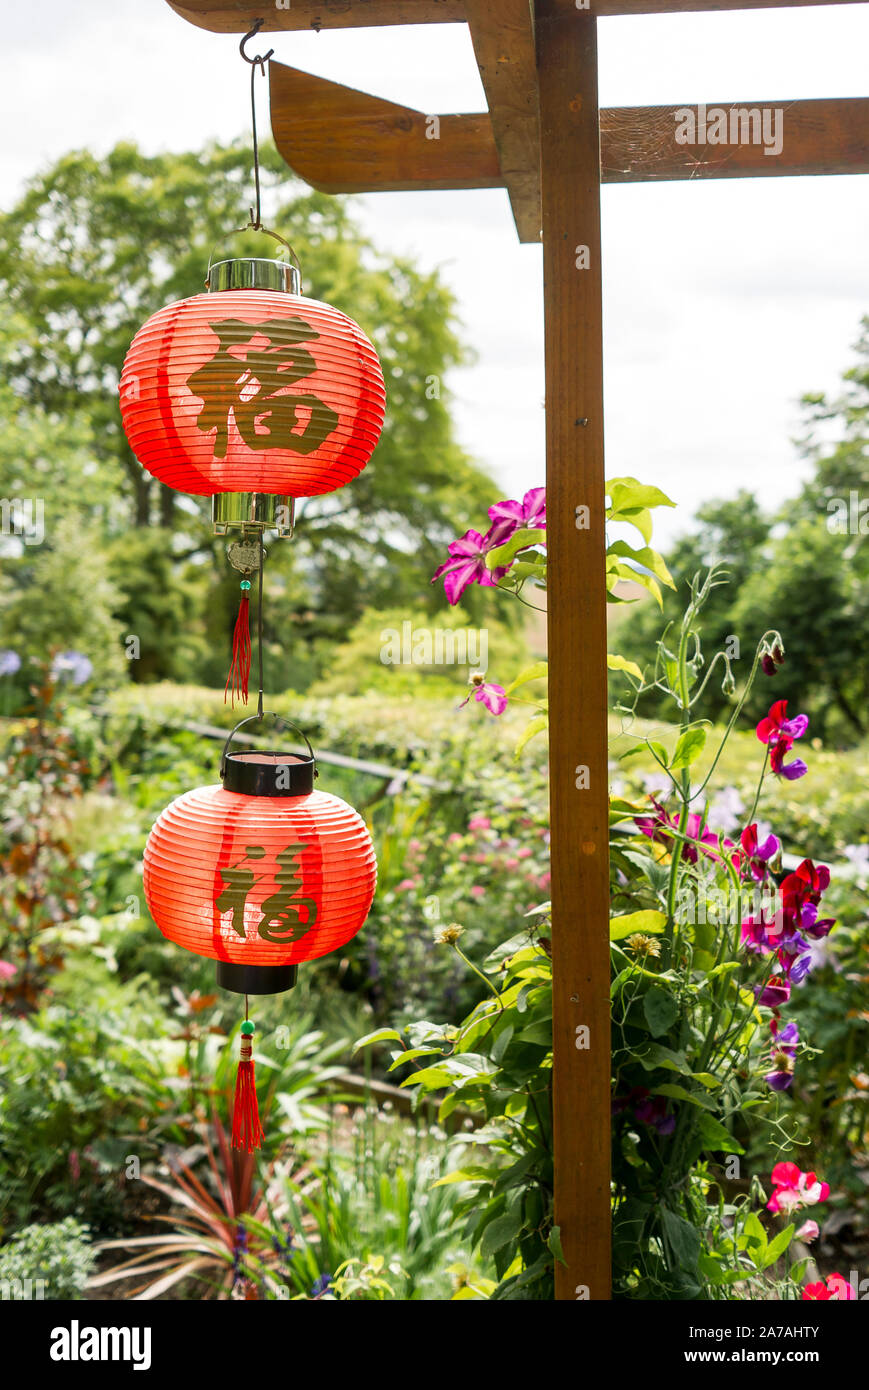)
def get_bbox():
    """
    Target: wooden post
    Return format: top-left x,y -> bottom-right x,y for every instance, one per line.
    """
537,3 -> 612,1300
